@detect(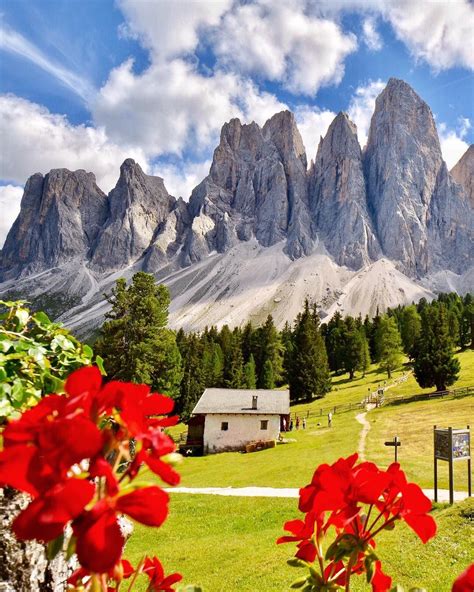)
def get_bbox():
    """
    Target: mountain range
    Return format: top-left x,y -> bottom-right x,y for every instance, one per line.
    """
1,78 -> 472,336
